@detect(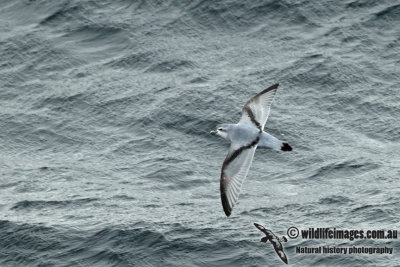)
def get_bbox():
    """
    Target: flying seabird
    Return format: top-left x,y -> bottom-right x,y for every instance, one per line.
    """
254,223 -> 288,264
211,83 -> 292,217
